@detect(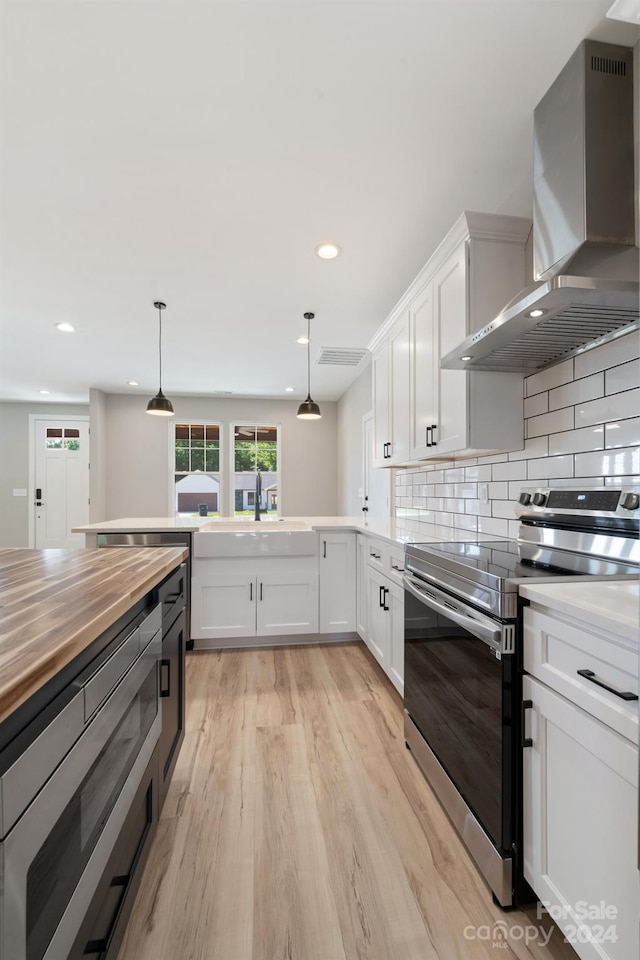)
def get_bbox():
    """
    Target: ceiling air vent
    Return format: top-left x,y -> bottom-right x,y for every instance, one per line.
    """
316,347 -> 369,367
